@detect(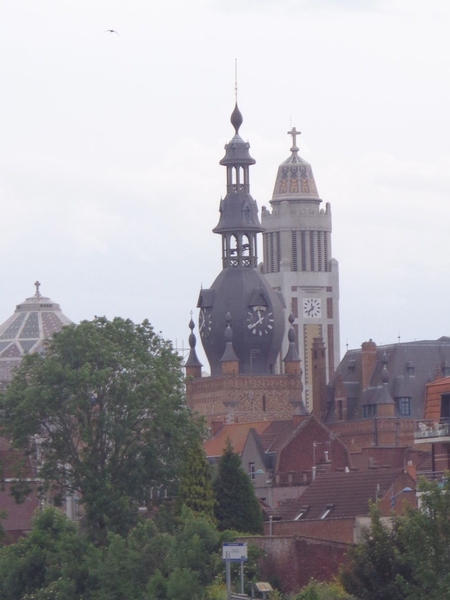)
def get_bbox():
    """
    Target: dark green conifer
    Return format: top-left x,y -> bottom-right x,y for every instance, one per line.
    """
213,439 -> 263,534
